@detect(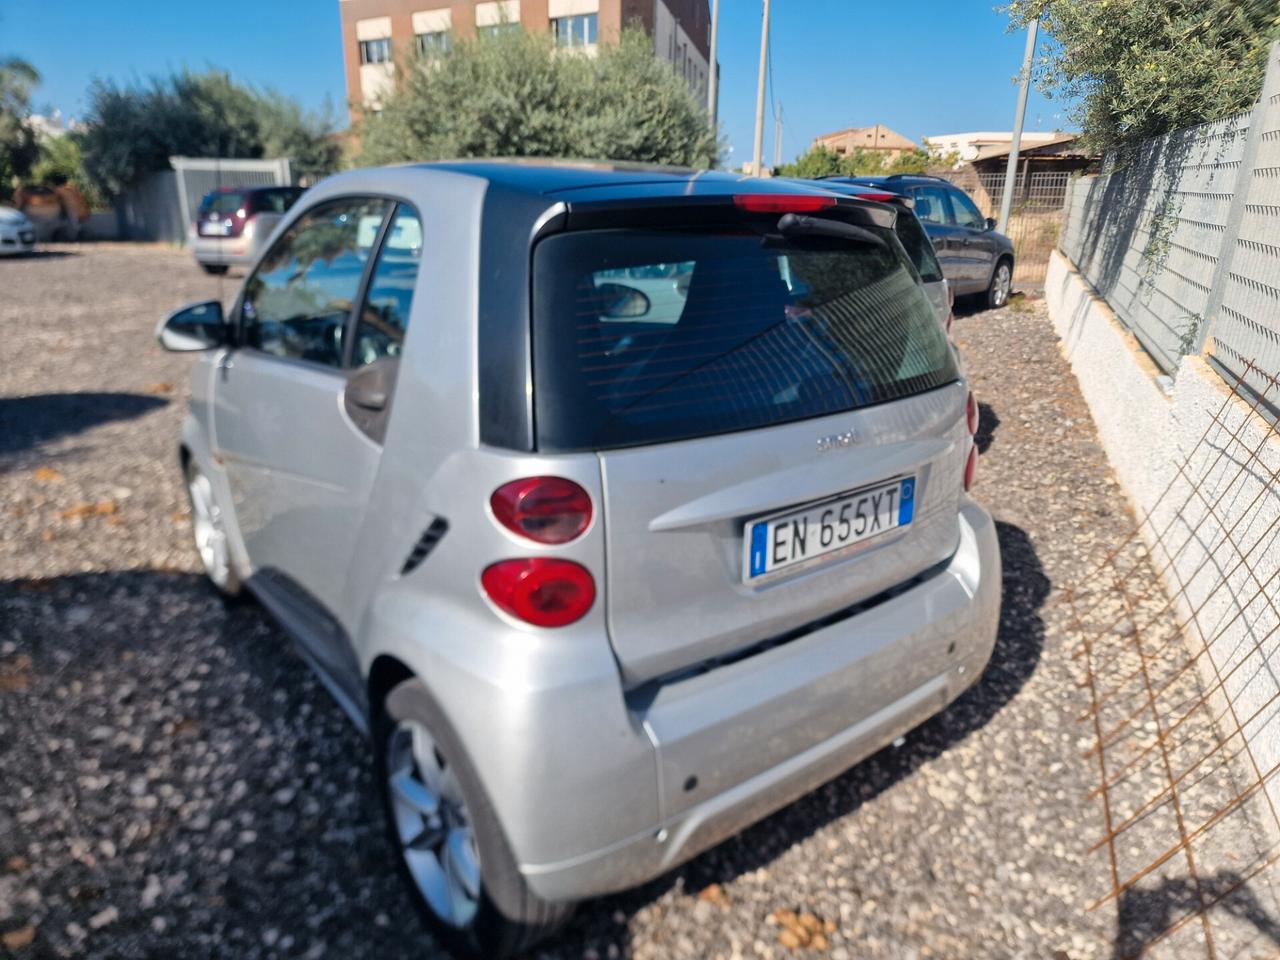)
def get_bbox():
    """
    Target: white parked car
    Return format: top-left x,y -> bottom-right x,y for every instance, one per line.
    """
0,206 -> 36,256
